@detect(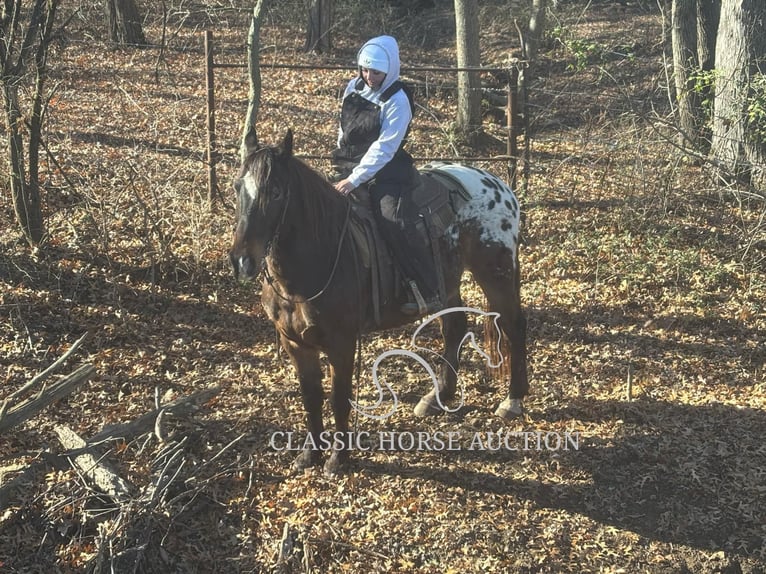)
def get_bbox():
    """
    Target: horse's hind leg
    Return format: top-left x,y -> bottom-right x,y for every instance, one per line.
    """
281,336 -> 325,472
414,305 -> 468,416
471,245 -> 528,419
